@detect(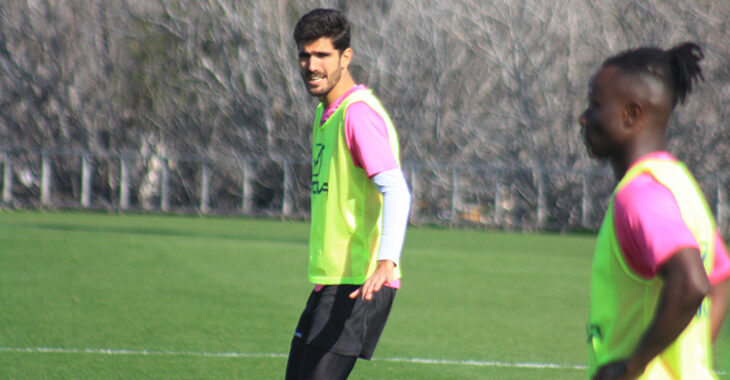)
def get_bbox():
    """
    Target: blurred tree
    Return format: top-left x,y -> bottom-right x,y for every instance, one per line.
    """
0,0 -> 727,221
